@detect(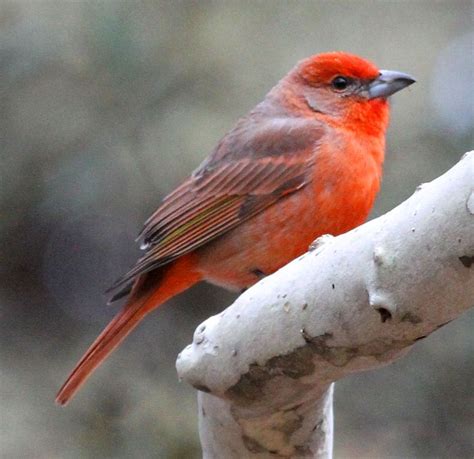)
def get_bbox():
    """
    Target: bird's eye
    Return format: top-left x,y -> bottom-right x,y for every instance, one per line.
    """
331,76 -> 351,91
